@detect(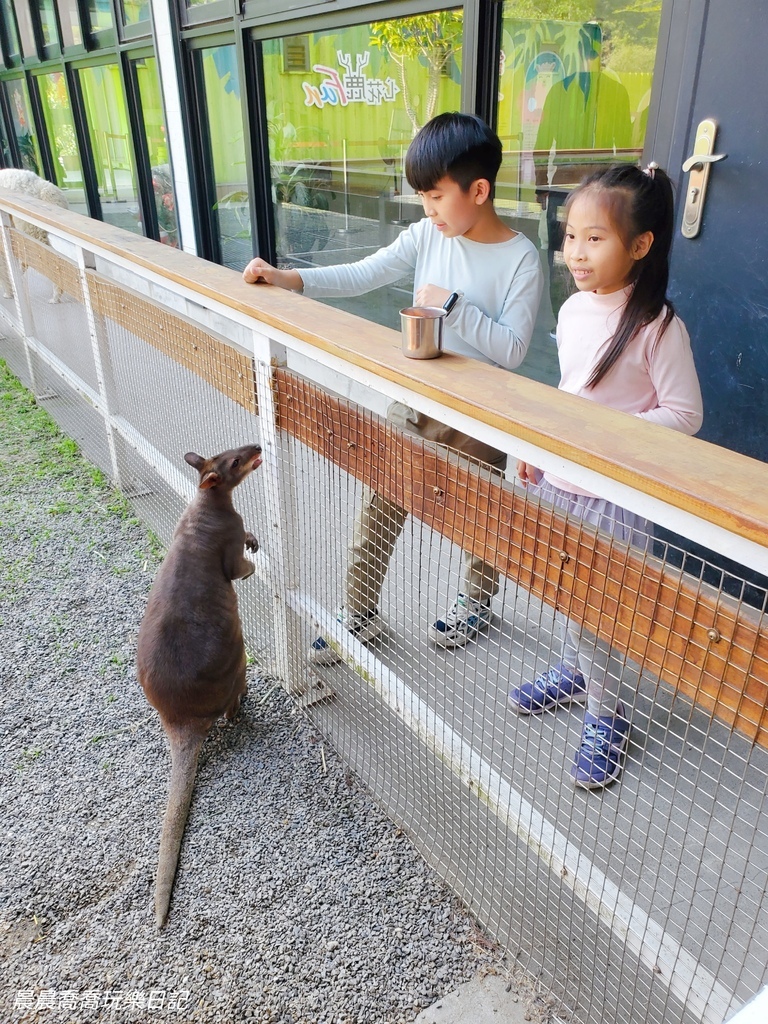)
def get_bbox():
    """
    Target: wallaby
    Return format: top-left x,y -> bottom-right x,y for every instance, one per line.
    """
137,443 -> 262,928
